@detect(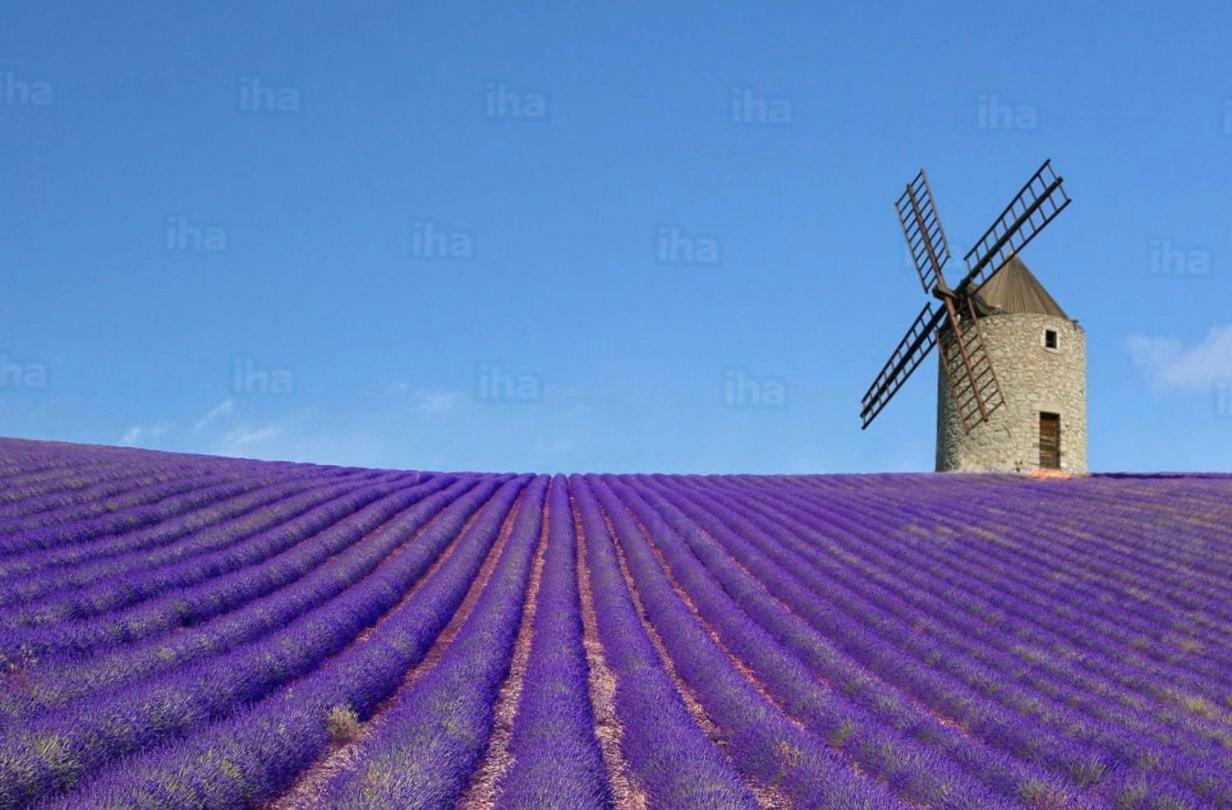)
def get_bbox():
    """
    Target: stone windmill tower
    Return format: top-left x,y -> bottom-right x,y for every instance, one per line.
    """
934,257 -> 1086,472
860,160 -> 1088,474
